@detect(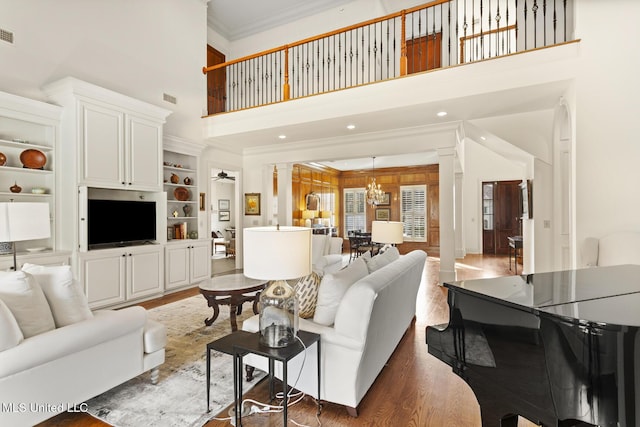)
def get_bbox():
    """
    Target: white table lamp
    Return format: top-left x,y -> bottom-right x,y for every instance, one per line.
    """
301,210 -> 314,228
0,202 -> 51,270
244,225 -> 311,347
320,210 -> 332,227
371,220 -> 404,245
